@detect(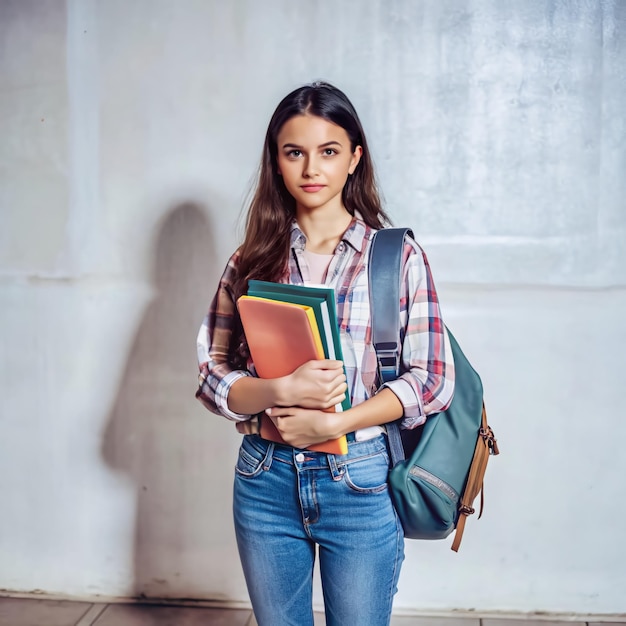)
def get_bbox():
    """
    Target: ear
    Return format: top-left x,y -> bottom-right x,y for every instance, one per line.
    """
348,145 -> 363,175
